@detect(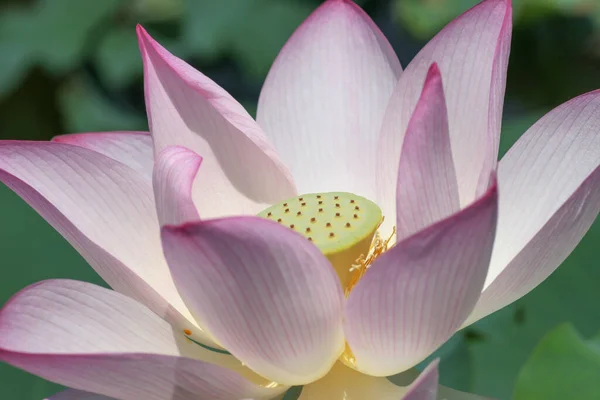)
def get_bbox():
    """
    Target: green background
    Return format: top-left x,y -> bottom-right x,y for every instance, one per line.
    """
1,0 -> 599,399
